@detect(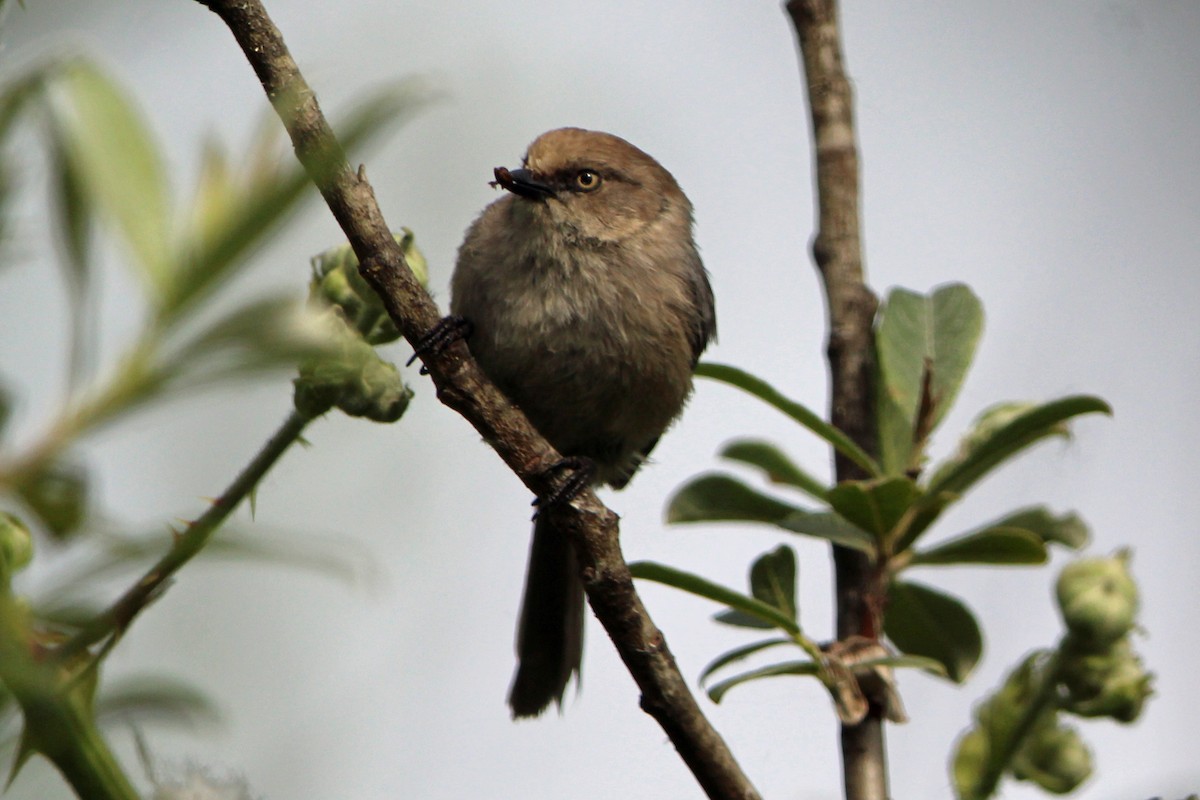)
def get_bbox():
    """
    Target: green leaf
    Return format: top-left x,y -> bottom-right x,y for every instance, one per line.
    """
910,527 -> 1047,567
885,580 -> 982,683
826,476 -> 919,542
629,561 -> 800,634
719,439 -> 829,501
712,609 -> 776,629
875,284 -> 985,476
47,130 -> 95,388
48,60 -> 172,293
94,676 -> 219,730
985,506 -> 1089,550
162,142 -> 312,325
778,509 -> 878,553
665,473 -> 806,526
854,653 -> 949,677
665,474 -> 877,554
925,396 -> 1112,500
698,637 -> 794,685
748,545 -> 797,622
696,362 -> 881,476
165,294 -> 333,389
706,660 -> 821,703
